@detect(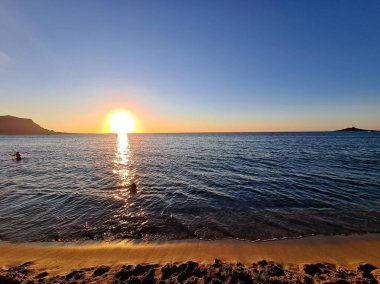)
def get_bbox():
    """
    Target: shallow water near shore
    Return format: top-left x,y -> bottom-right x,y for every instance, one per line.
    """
0,132 -> 379,242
